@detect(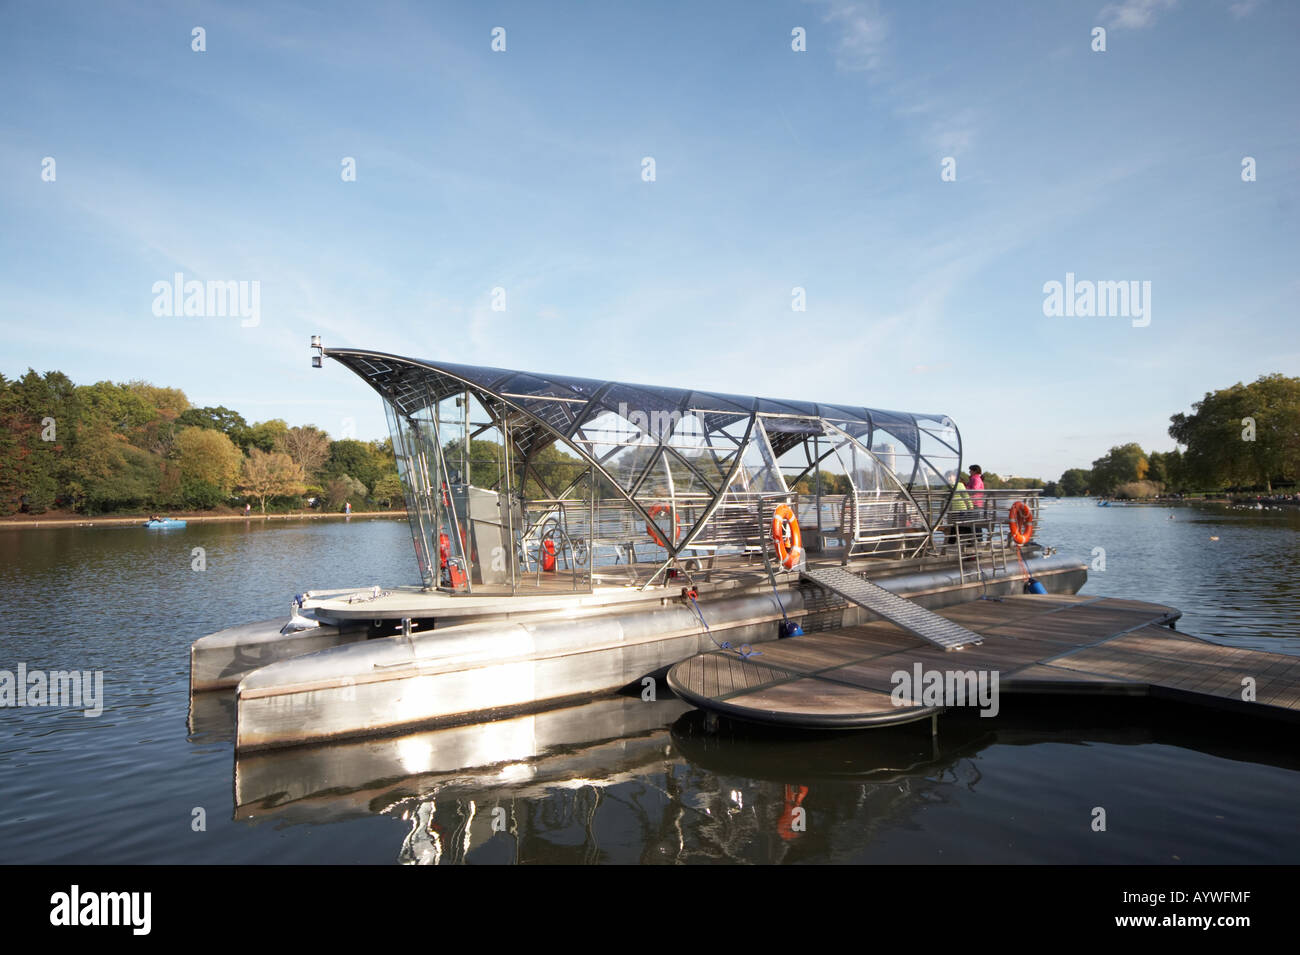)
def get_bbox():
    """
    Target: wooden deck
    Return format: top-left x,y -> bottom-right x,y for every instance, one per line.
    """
665,594 -> 1300,728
